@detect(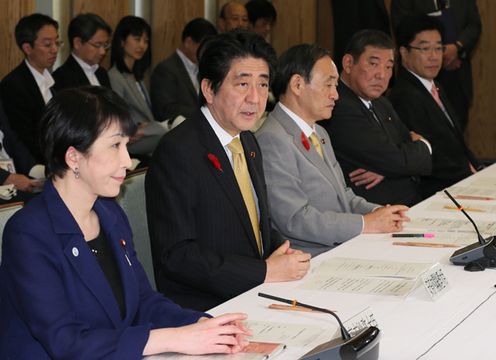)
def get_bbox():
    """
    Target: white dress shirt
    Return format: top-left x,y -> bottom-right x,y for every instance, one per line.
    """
176,49 -> 199,94
25,60 -> 54,104
72,54 -> 100,86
